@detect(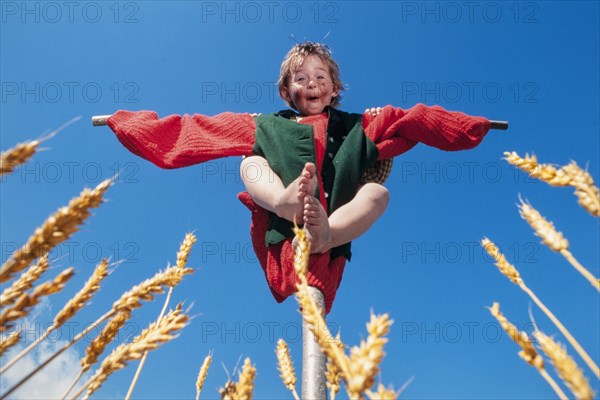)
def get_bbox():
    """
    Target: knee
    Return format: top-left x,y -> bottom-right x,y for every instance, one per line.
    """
364,183 -> 390,210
